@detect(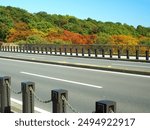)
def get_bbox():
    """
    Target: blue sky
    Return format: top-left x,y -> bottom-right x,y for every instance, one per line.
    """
0,0 -> 150,27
